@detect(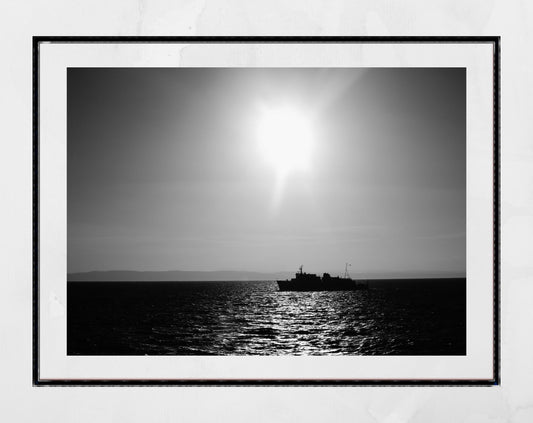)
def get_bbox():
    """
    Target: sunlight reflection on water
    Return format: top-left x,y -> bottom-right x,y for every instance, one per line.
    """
68,280 -> 465,355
